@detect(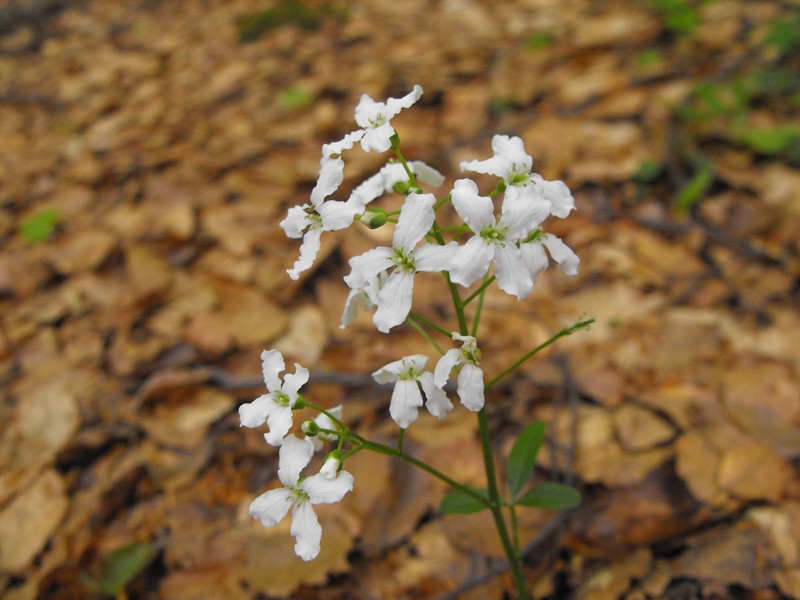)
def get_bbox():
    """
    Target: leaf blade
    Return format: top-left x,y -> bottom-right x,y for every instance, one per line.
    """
516,482 -> 581,510
506,420 -> 546,498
